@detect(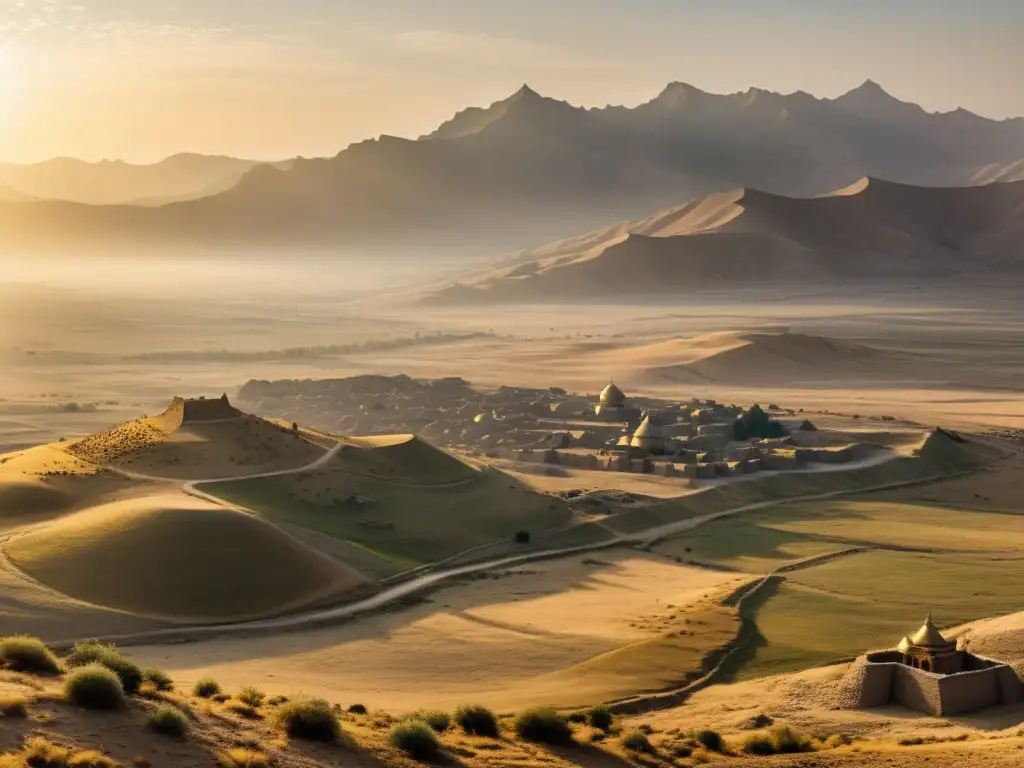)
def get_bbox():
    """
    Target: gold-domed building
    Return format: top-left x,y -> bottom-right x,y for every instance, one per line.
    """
595,382 -> 627,418
897,614 -> 960,674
